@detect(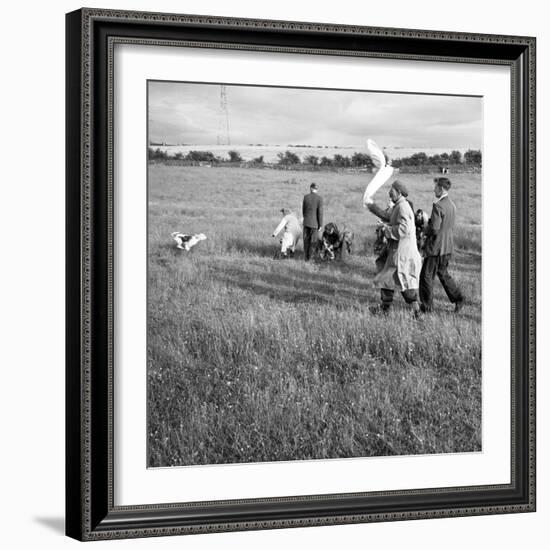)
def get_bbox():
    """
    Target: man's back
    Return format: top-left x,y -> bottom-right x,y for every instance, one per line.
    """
302,192 -> 323,229
425,195 -> 456,256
